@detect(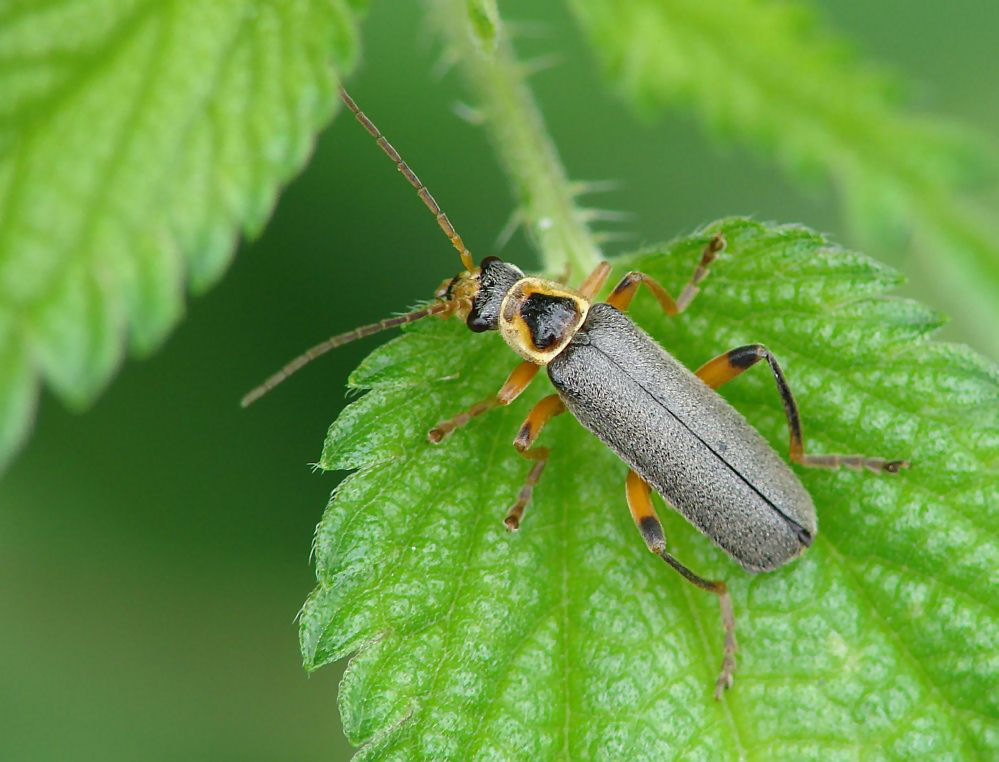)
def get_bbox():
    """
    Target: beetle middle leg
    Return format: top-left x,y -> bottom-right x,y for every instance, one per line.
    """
606,233 -> 725,315
504,393 -> 566,530
625,469 -> 737,699
428,361 -> 539,443
696,344 -> 909,473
